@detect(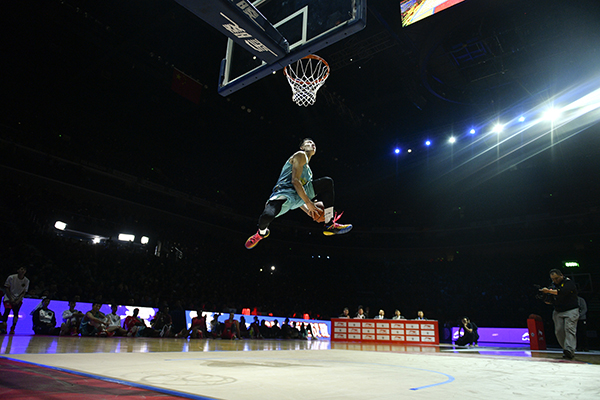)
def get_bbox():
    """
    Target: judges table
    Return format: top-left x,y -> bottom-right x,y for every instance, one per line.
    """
331,318 -> 439,345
